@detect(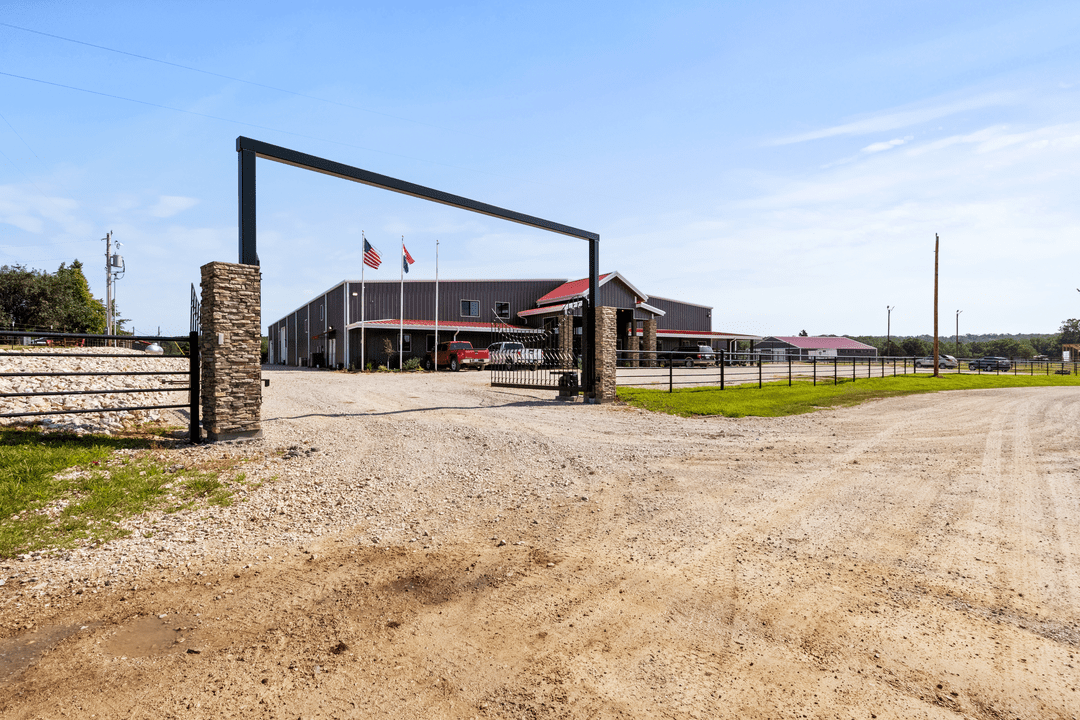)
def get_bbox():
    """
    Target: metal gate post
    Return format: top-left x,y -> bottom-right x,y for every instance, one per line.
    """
189,330 -> 201,443
238,147 -> 258,266
720,349 -> 725,389
758,356 -> 762,389
788,356 -> 792,386
669,355 -> 673,393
